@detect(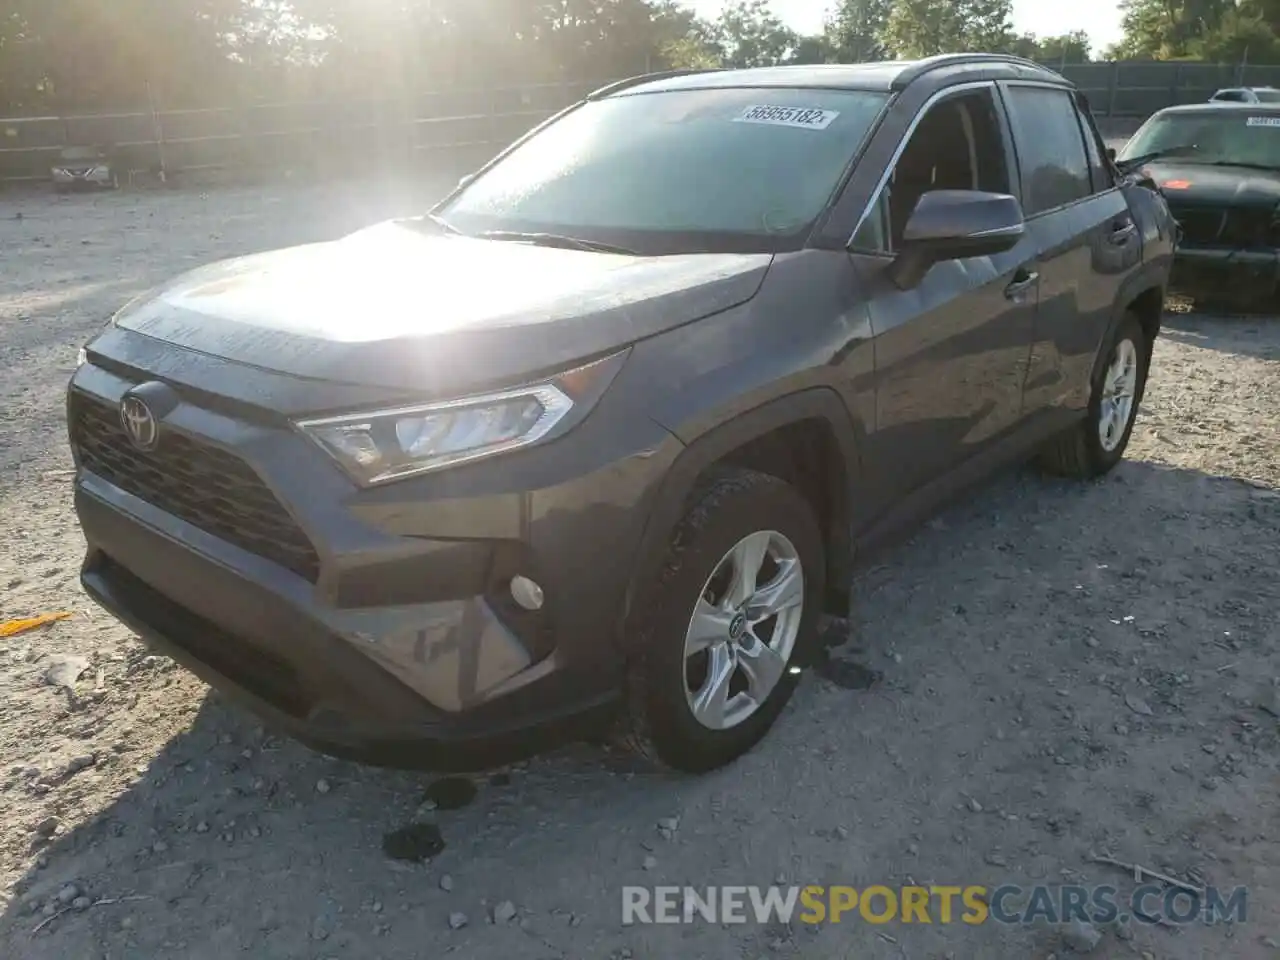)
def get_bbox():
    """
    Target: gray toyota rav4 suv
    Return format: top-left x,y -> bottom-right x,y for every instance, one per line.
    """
68,54 -> 1175,774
